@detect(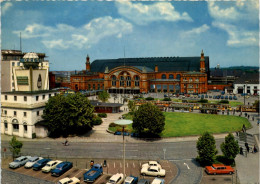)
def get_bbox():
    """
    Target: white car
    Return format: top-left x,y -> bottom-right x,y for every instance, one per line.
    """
9,156 -> 31,169
106,173 -> 124,184
42,160 -> 62,173
24,156 -> 43,169
141,166 -> 166,177
57,177 -> 80,184
142,161 -> 162,169
151,178 -> 165,184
